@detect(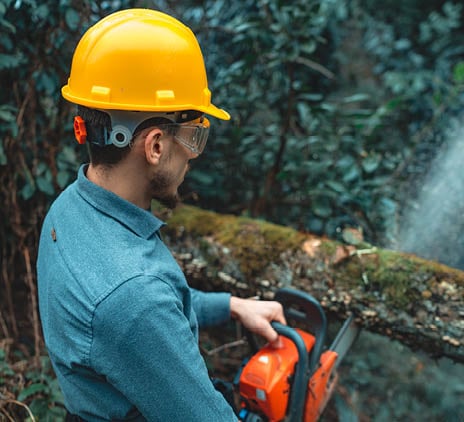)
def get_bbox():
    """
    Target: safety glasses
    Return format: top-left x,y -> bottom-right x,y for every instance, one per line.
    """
162,117 -> 210,155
